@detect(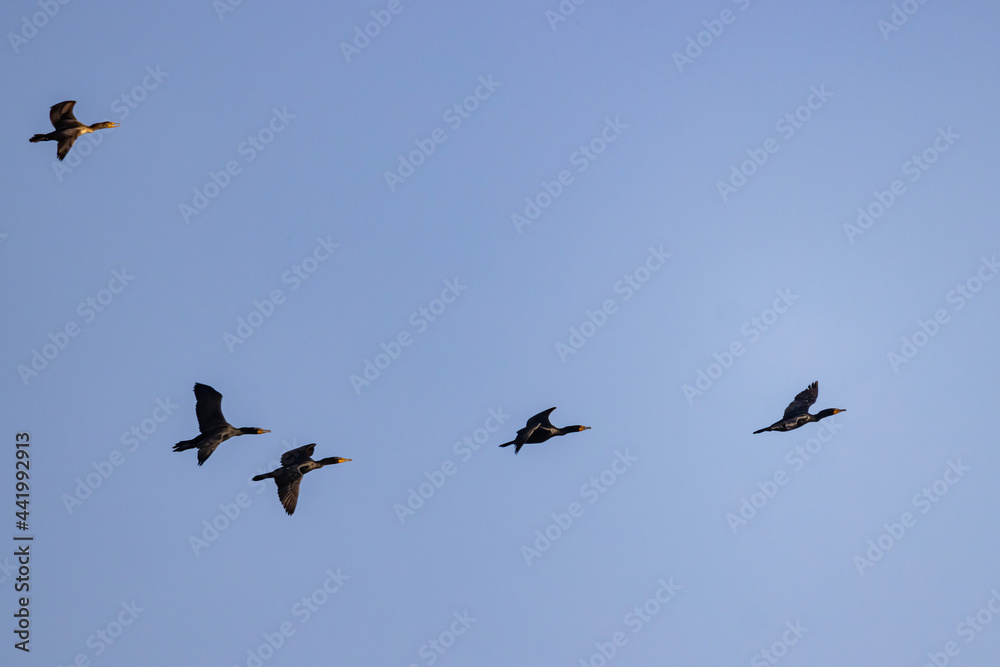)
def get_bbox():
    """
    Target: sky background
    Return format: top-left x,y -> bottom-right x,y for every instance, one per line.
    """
2,1 -> 999,665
